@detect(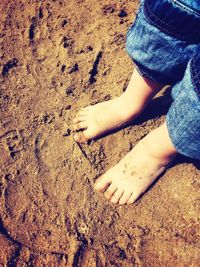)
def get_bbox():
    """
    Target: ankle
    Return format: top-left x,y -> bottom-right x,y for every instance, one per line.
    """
143,139 -> 176,165
142,125 -> 178,165
119,92 -> 146,116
